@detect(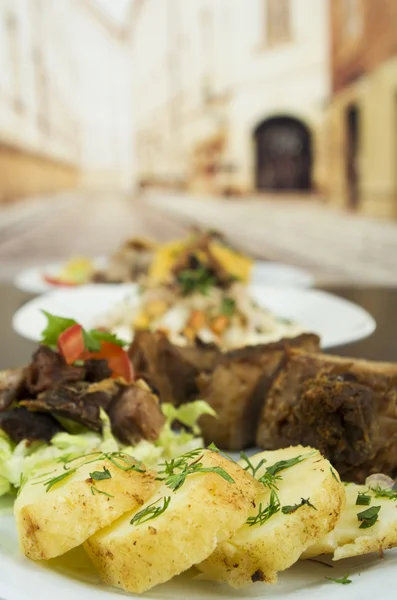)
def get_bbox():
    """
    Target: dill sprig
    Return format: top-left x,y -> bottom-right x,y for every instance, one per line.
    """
158,449 -> 234,492
326,574 -> 352,585
246,490 -> 280,527
91,485 -> 114,498
281,497 -> 317,515
240,452 -> 267,477
130,496 -> 171,526
32,468 -> 77,492
370,486 -> 397,501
